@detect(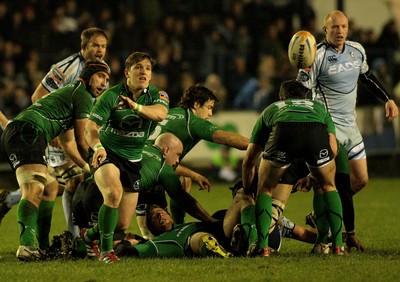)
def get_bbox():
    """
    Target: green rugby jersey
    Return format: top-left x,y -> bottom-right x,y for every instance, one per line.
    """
140,144 -> 182,197
134,222 -> 217,258
89,83 -> 169,161
148,107 -> 219,159
250,98 -> 335,147
14,81 -> 93,142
